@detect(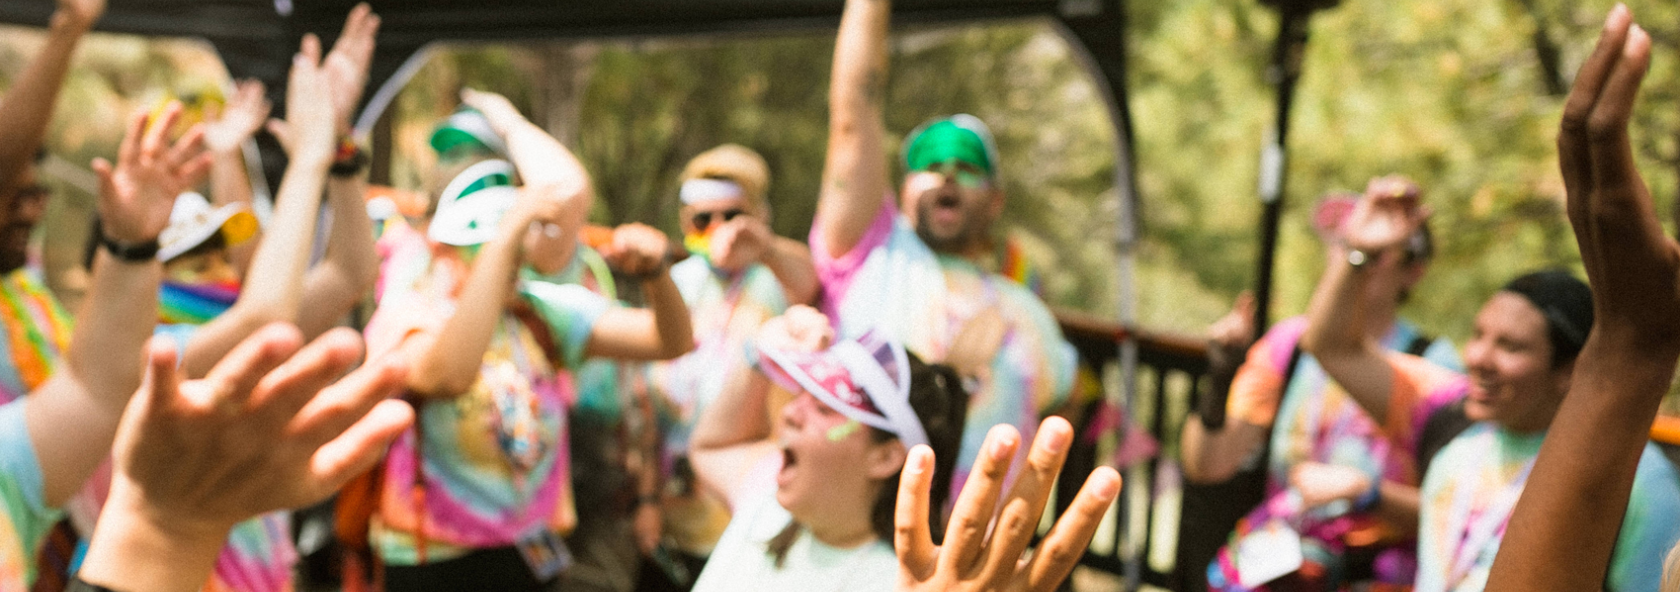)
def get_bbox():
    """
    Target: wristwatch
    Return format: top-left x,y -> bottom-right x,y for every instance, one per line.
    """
1347,247 -> 1373,270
